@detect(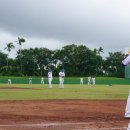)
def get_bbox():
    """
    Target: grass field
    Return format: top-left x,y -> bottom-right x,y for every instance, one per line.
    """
0,84 -> 130,100
0,84 -> 129,130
